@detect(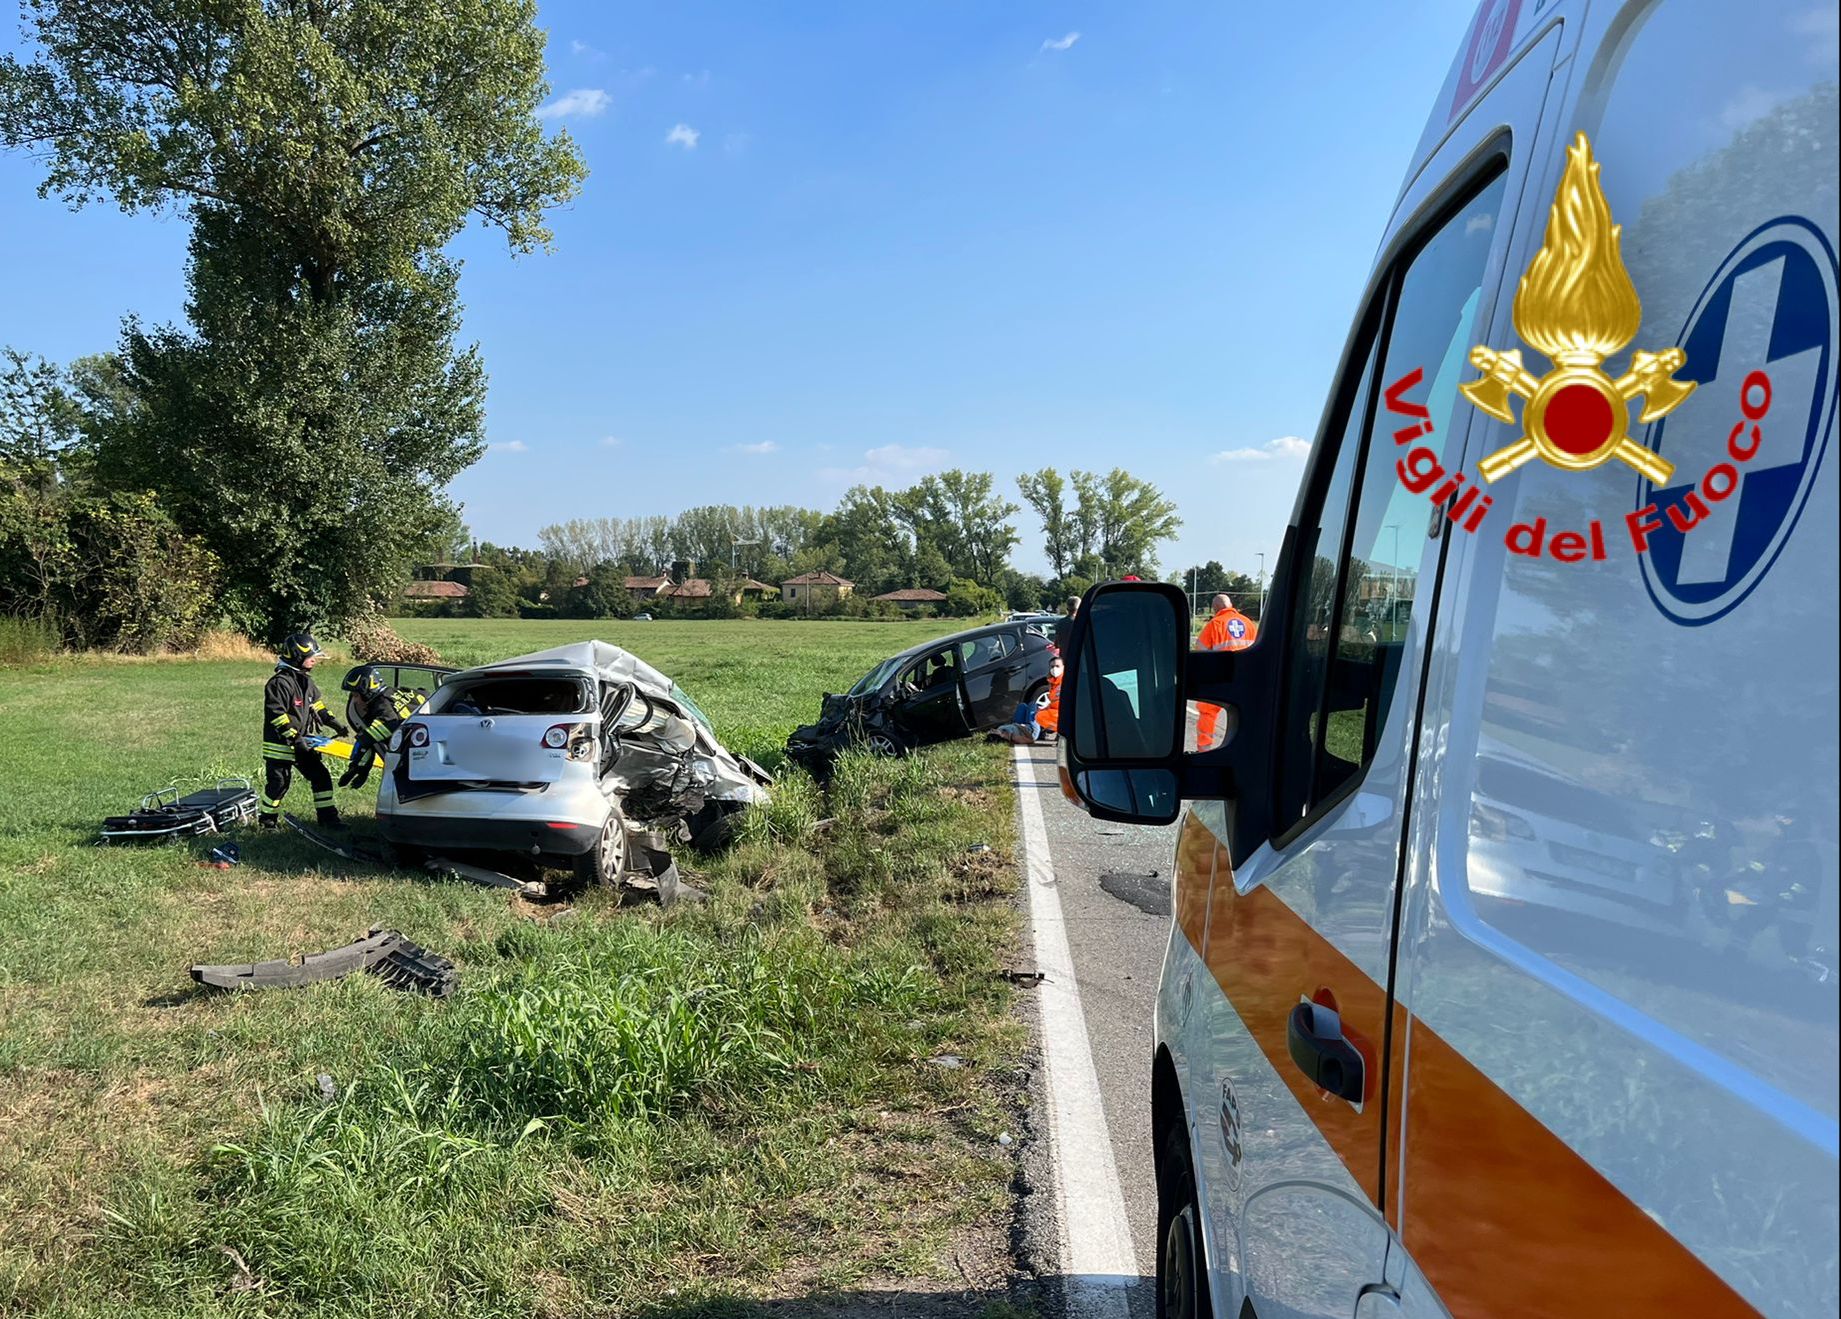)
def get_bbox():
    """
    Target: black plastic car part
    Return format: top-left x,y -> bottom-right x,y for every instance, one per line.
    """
190,927 -> 457,997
